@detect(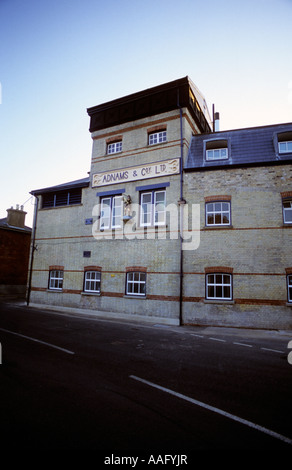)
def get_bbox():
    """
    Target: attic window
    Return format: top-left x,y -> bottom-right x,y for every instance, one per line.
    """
205,139 -> 228,161
42,188 -> 82,208
148,130 -> 167,146
278,132 -> 292,153
107,141 -> 122,154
